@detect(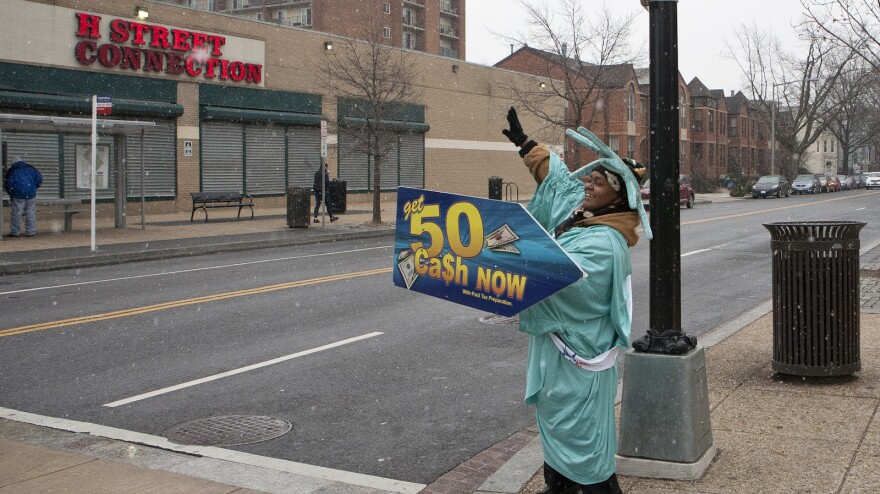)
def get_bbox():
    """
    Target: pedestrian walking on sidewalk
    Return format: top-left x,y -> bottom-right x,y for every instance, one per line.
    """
502,108 -> 652,494
313,162 -> 338,223
3,157 -> 43,237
